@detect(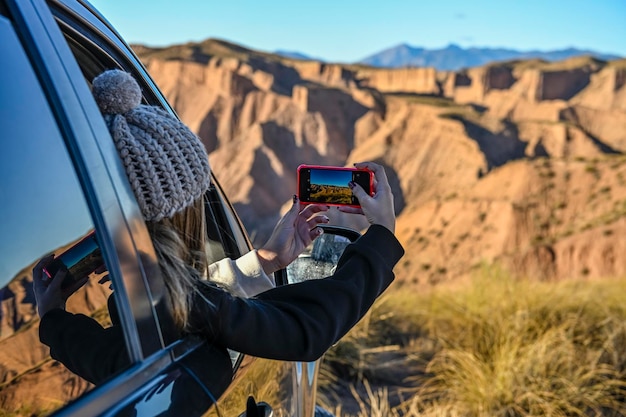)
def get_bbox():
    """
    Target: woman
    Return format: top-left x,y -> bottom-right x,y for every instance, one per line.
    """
33,70 -> 403,384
